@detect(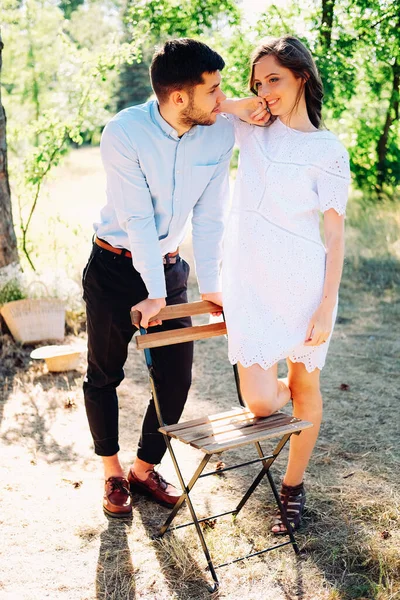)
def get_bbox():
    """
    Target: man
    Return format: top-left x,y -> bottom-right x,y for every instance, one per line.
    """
82,38 -> 234,517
